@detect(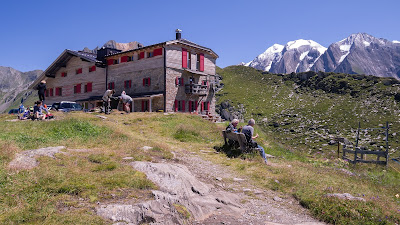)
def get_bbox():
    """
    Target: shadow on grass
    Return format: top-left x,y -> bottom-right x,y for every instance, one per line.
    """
214,142 -> 259,161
